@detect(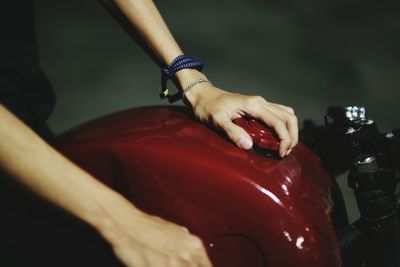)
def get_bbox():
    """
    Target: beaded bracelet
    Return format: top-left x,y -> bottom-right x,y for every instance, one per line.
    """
160,55 -> 204,103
